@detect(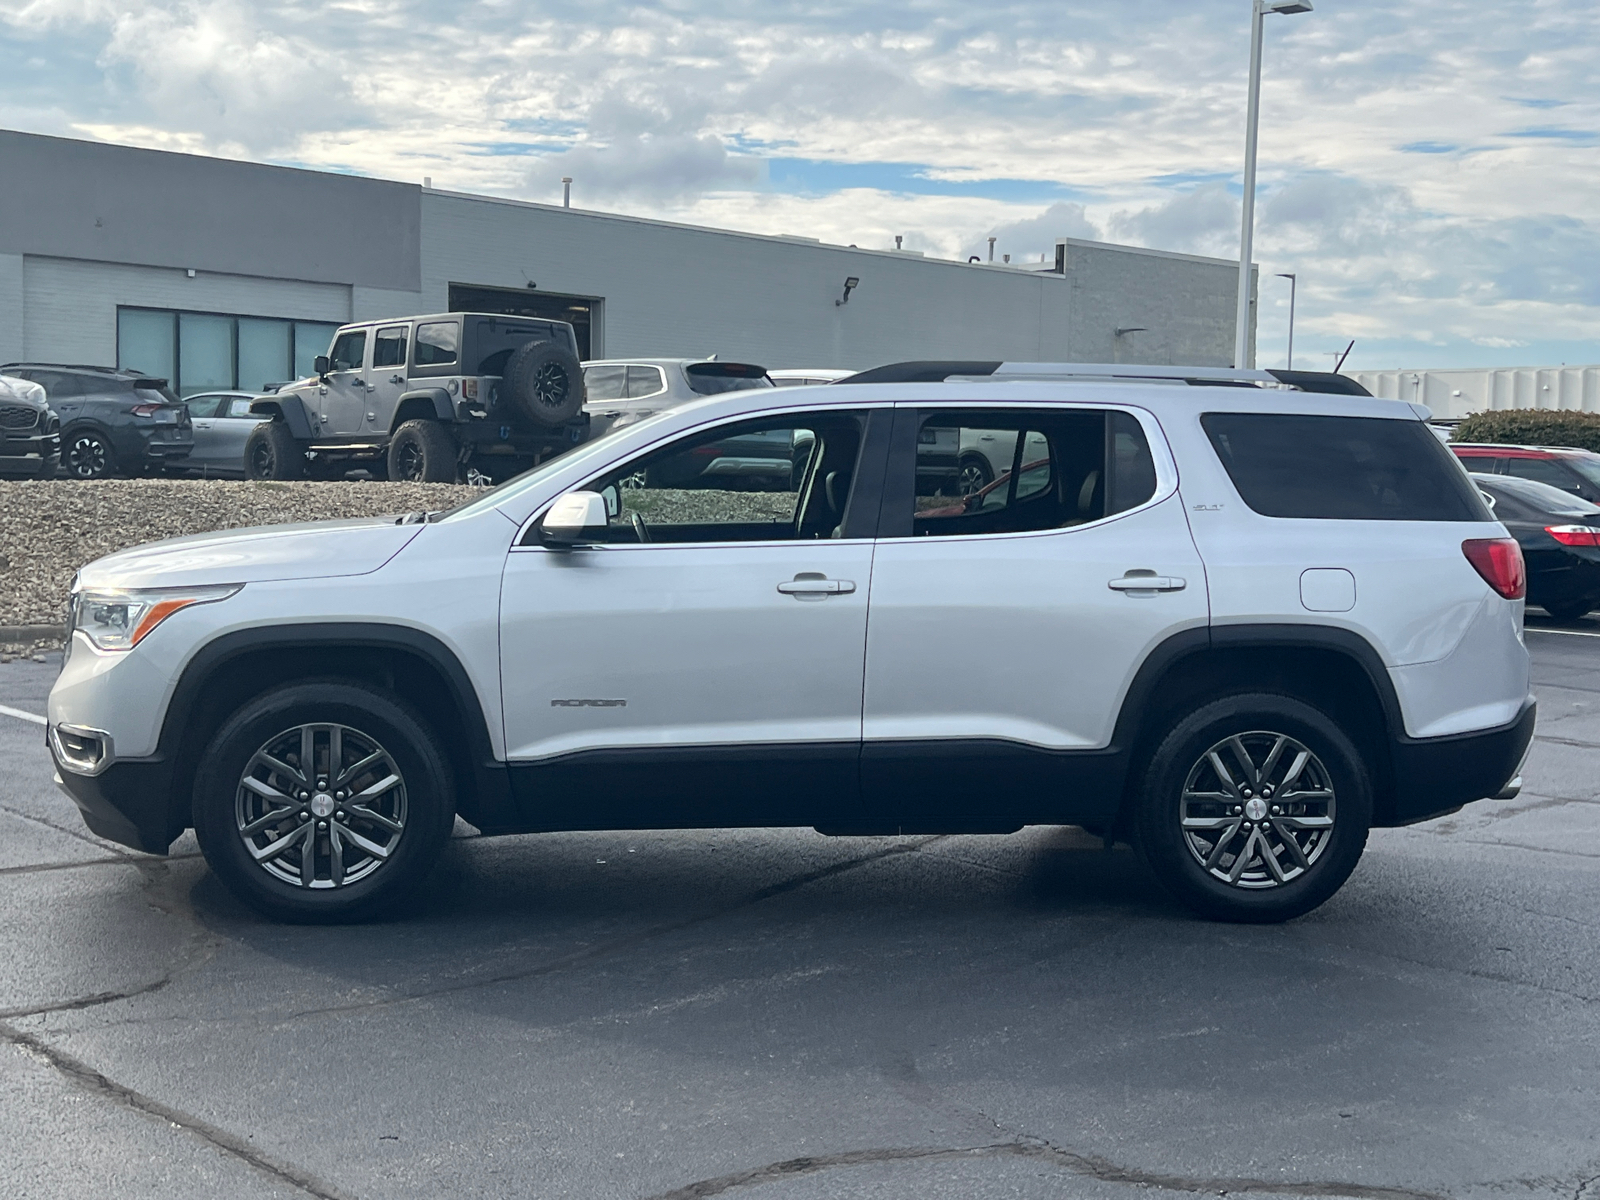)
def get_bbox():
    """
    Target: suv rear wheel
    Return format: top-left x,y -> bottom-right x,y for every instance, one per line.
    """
245,419 -> 306,480
1134,693 -> 1372,924
193,681 -> 456,922
62,427 -> 117,480
388,419 -> 460,483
